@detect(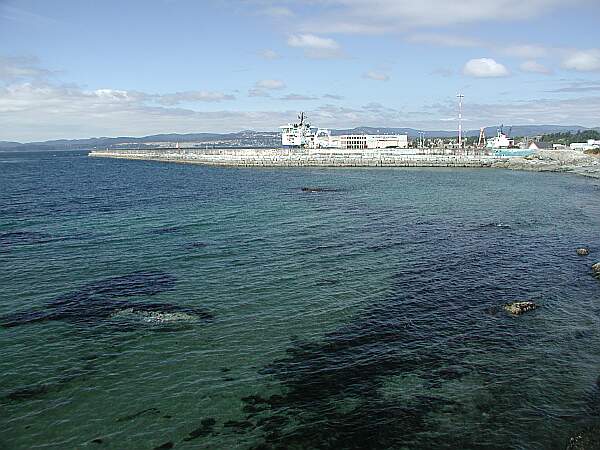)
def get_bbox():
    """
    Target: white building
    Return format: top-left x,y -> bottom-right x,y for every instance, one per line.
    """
570,140 -> 600,151
280,114 -> 408,150
528,141 -> 553,151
